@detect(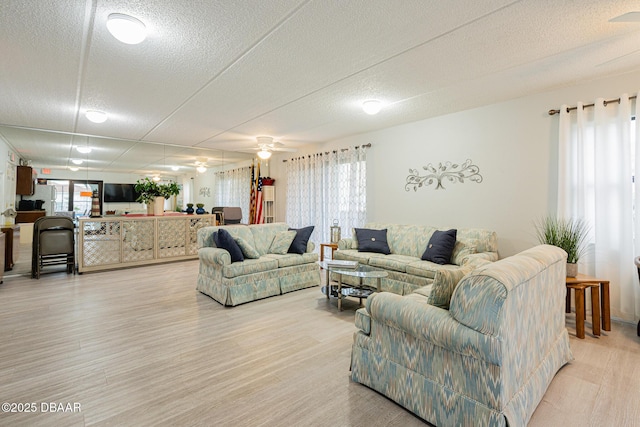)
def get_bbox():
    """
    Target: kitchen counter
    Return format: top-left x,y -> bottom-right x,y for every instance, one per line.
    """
16,210 -> 46,223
